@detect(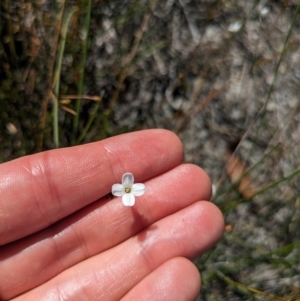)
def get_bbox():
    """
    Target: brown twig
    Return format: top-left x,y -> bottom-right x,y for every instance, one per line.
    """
106,0 -> 158,116
174,86 -> 226,134
60,95 -> 103,102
